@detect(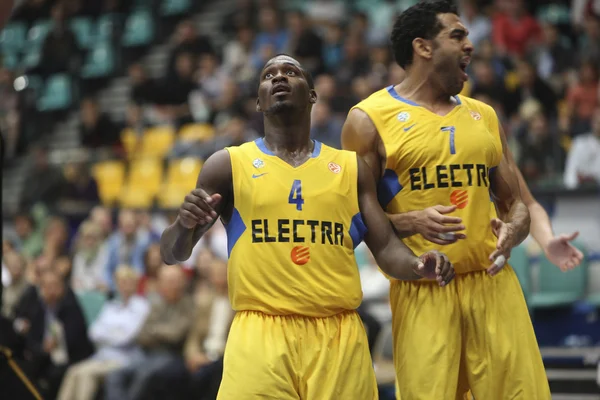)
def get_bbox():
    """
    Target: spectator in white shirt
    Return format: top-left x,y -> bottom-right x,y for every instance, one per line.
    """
57,266 -> 149,400
70,220 -> 109,293
564,108 -> 600,189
